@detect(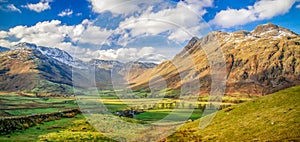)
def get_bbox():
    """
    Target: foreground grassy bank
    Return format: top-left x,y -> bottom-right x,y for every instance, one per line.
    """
165,86 -> 300,141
